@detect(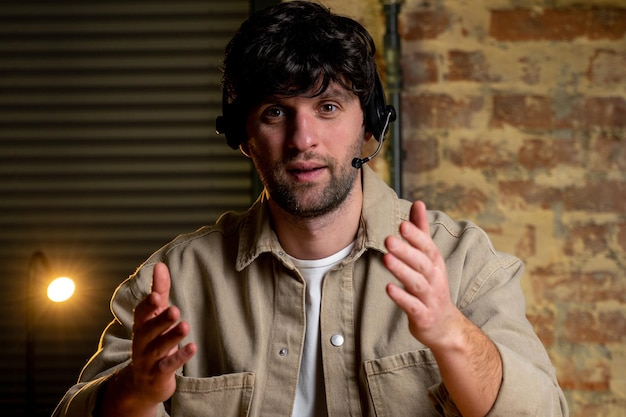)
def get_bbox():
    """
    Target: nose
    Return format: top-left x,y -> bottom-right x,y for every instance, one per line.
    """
287,111 -> 317,151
